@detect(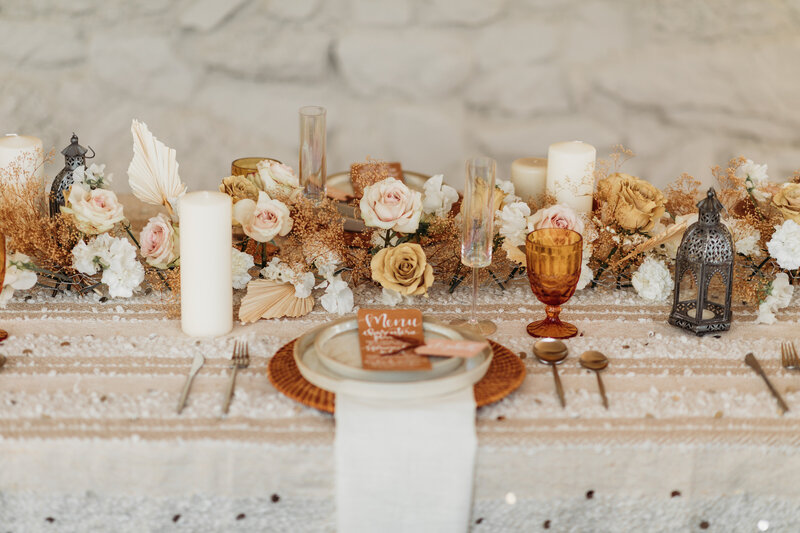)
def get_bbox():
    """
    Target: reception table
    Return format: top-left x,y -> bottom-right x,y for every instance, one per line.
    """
1,280 -> 799,532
